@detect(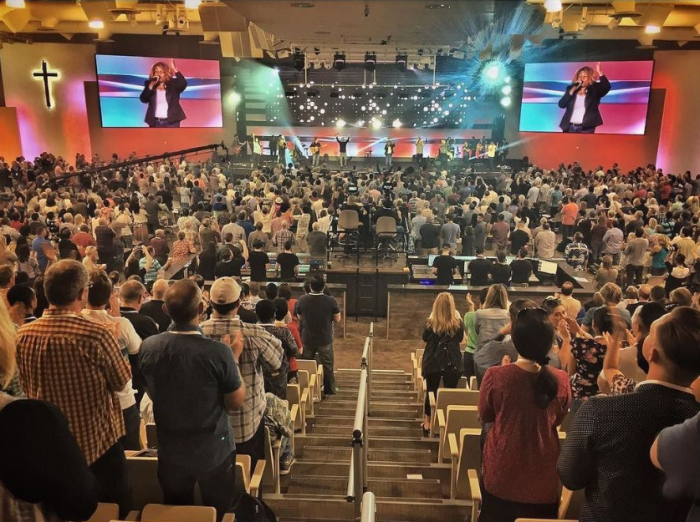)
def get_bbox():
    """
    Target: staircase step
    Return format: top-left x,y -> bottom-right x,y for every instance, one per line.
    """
314,406 -> 419,419
311,417 -> 423,429
307,424 -> 424,439
290,462 -> 452,483
266,496 -> 470,522
369,448 -> 435,464
298,445 -> 352,461
318,400 -> 421,413
286,476 -> 444,500
298,435 -> 437,451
